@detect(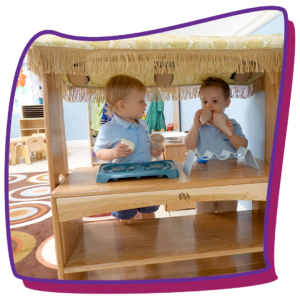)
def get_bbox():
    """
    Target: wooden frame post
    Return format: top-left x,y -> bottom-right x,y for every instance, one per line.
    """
253,71 -> 281,216
264,71 -> 281,164
42,73 -> 69,191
